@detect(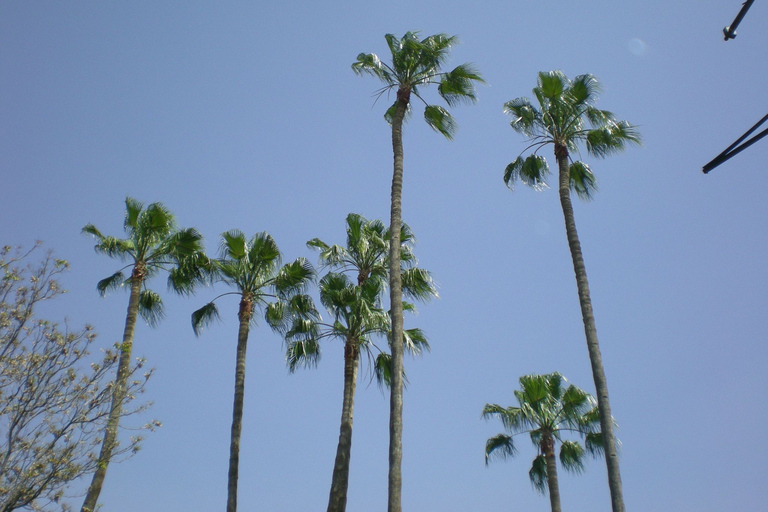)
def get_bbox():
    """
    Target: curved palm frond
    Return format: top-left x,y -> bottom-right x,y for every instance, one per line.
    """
138,289 -> 164,328
559,440 -> 586,474
401,267 -> 438,302
529,454 -> 548,494
485,433 -> 516,465
438,64 -> 482,106
96,270 -> 127,296
274,258 -> 315,298
191,301 -> 221,336
569,161 -> 598,200
504,155 -> 550,191
285,338 -> 321,372
402,327 -> 429,355
424,105 -> 457,139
